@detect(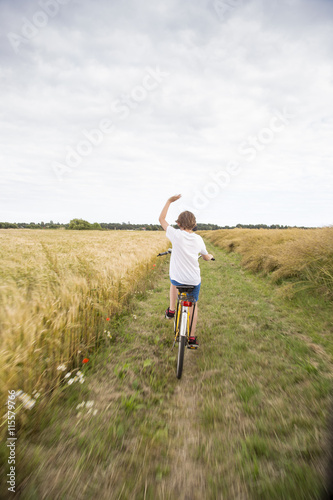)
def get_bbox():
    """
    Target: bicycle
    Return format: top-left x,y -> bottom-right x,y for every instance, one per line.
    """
157,249 -> 215,379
